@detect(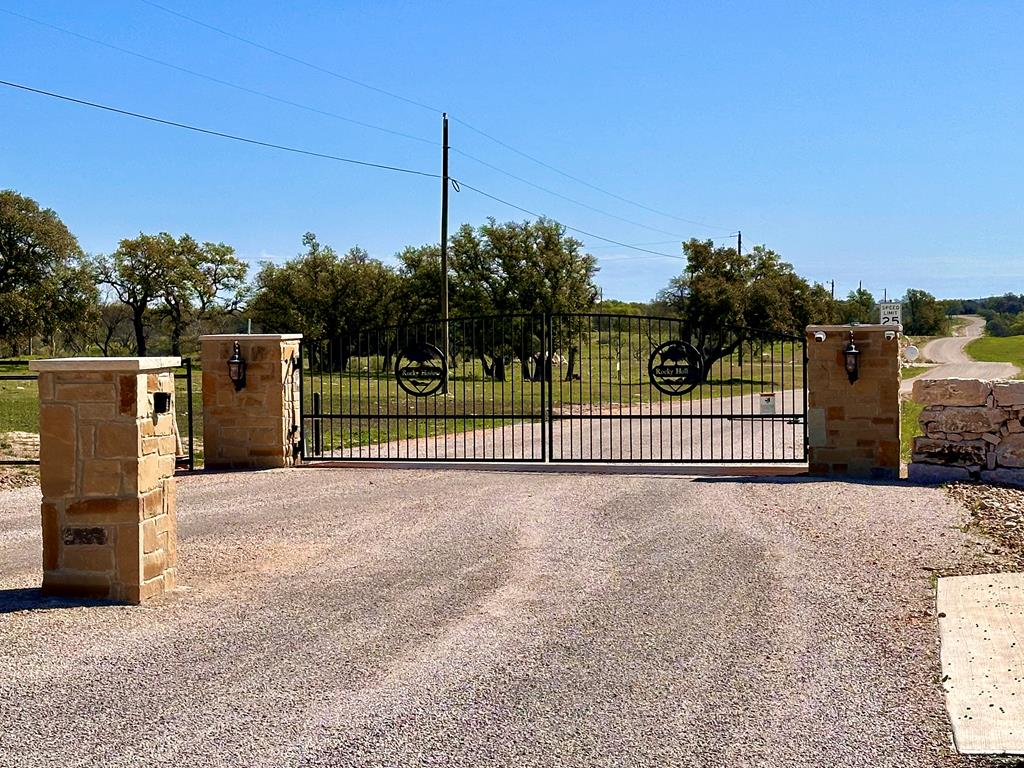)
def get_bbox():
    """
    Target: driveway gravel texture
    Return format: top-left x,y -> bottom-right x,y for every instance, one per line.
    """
0,467 -> 1008,767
